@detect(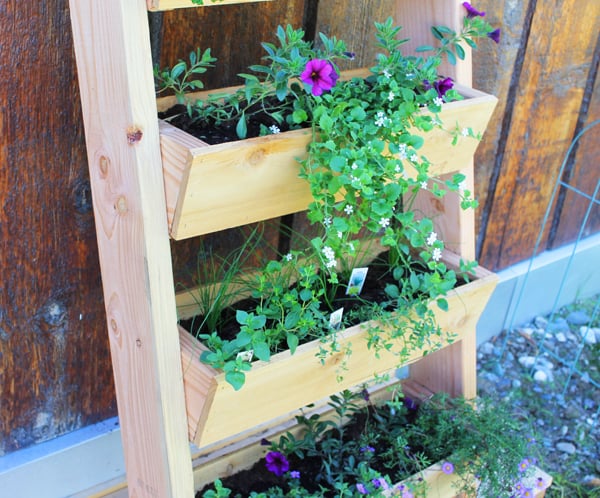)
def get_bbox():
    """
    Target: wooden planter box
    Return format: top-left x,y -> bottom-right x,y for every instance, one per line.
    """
147,0 -> 273,11
177,250 -> 498,448
391,461 -> 551,497
157,71 -> 498,240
